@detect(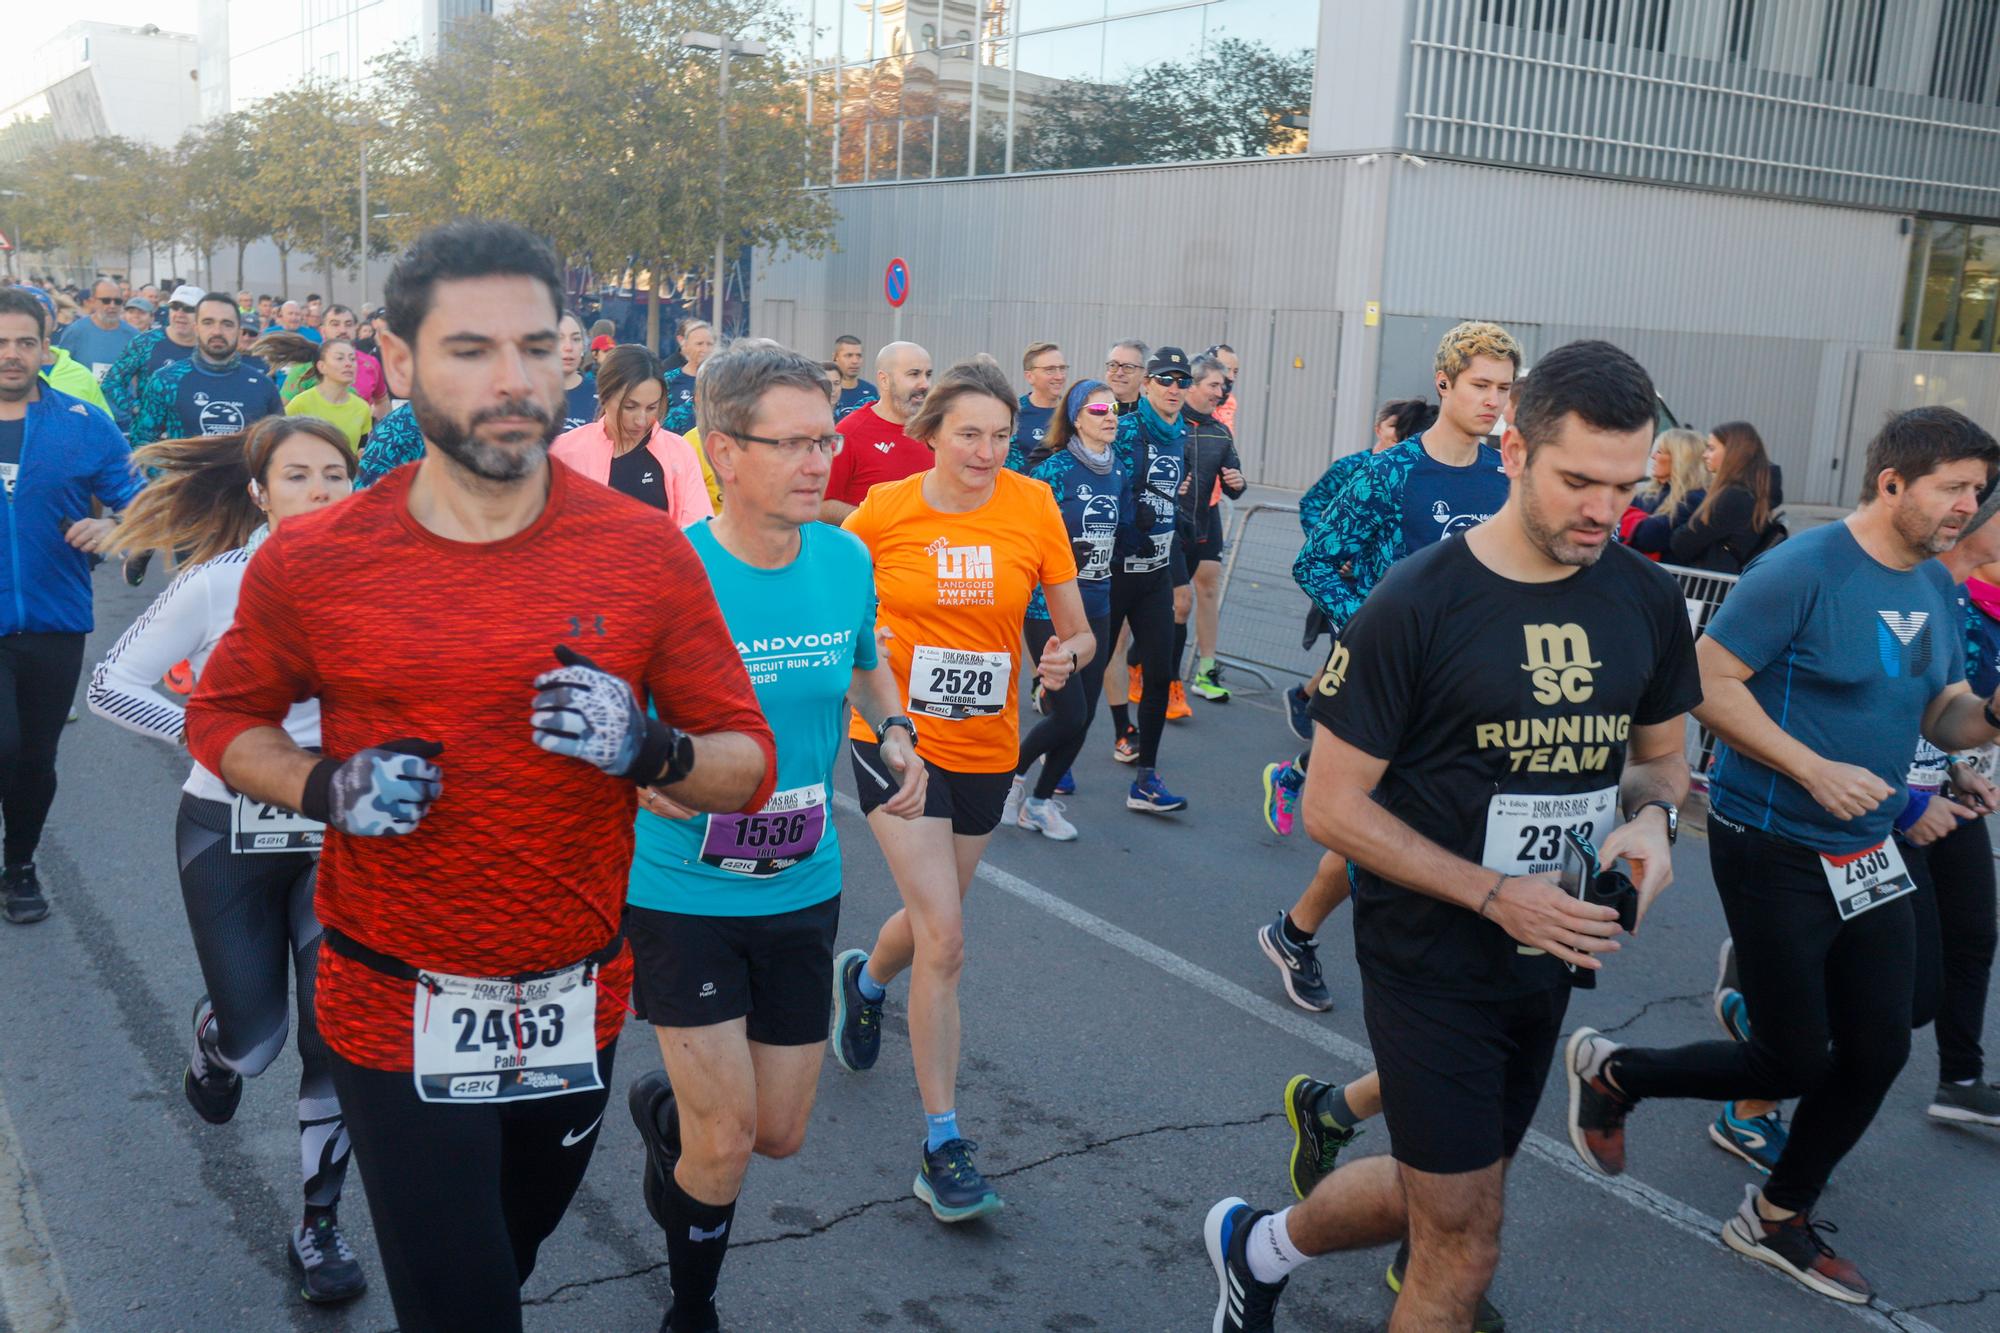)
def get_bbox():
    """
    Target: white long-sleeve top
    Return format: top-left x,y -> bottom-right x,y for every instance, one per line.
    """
88,526 -> 320,802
